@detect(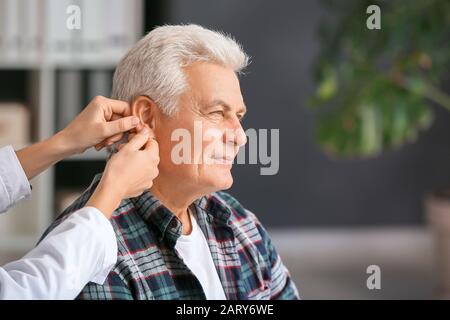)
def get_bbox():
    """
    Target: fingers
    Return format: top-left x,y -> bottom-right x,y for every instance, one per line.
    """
146,127 -> 156,141
144,130 -> 158,150
127,132 -> 137,142
131,127 -> 156,149
95,133 -> 124,151
108,113 -> 122,122
96,113 -> 139,150
124,128 -> 150,151
95,142 -> 104,151
97,127 -> 155,152
104,132 -> 125,145
103,116 -> 140,138
116,143 -> 126,151
101,97 -> 132,119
